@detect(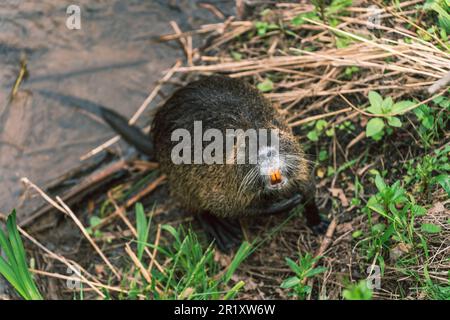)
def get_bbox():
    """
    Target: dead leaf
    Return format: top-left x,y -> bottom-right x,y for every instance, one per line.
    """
179,287 -> 195,299
428,202 -> 446,215
95,264 -> 105,275
245,278 -> 258,291
336,222 -> 353,234
328,188 -> 349,207
317,167 -> 326,178
390,243 -> 412,261
87,200 -> 95,214
214,251 -> 232,268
